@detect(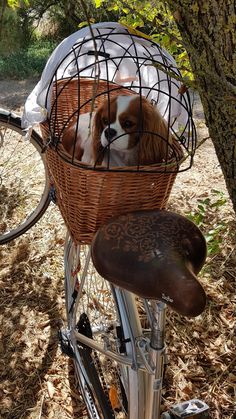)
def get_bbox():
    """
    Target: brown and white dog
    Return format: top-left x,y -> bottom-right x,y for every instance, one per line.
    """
61,95 -> 173,167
